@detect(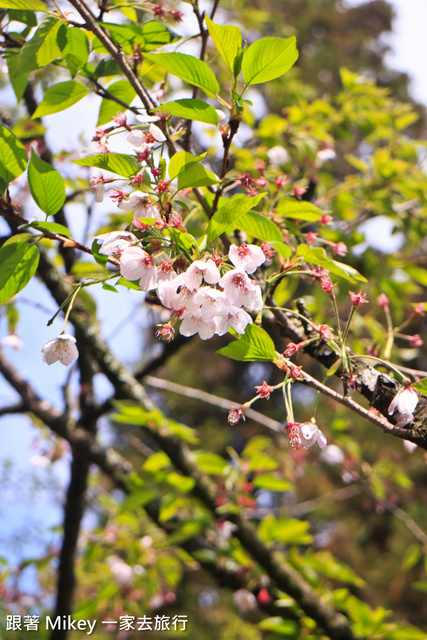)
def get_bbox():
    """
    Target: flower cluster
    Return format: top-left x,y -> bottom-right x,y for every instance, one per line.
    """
157,243 -> 266,340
